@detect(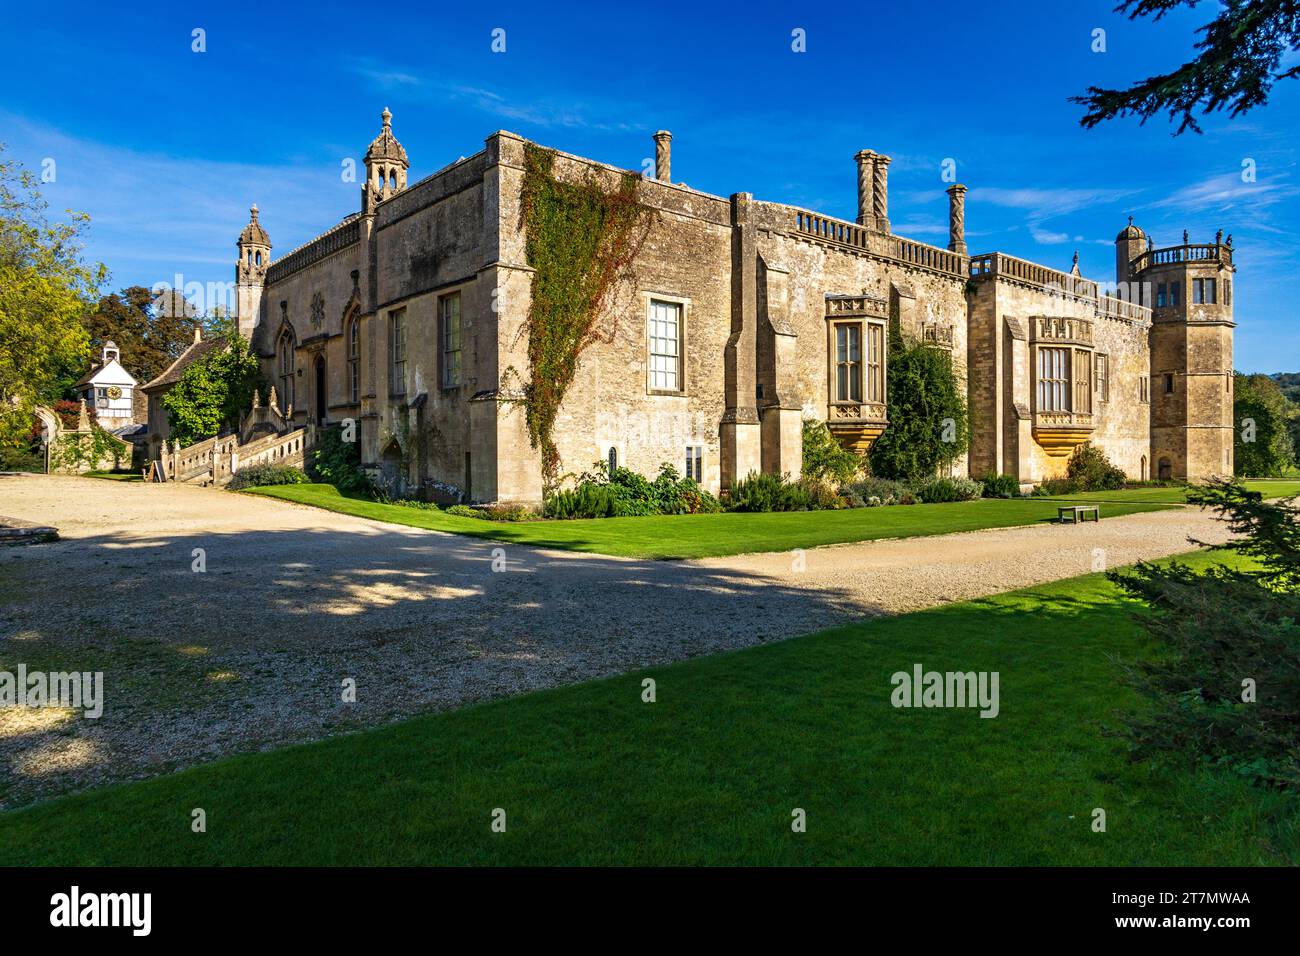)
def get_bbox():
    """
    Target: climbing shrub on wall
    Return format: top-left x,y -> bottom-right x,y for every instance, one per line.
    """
518,144 -> 653,493
162,319 -> 262,447
869,338 -> 969,482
